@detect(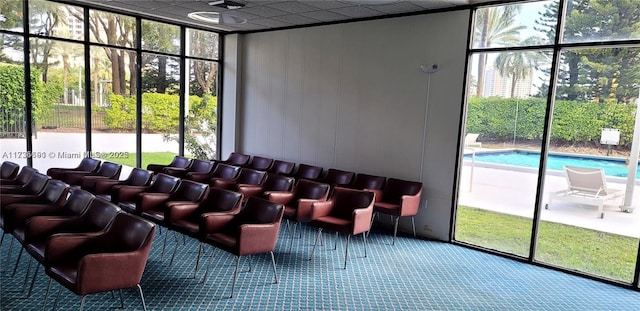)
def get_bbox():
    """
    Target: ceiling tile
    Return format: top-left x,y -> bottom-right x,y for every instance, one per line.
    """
272,14 -> 320,25
299,10 -> 350,22
265,1 -> 319,14
241,5 -> 290,18
304,1 -> 353,10
329,6 -> 386,18
250,18 -> 292,28
373,2 -> 427,14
